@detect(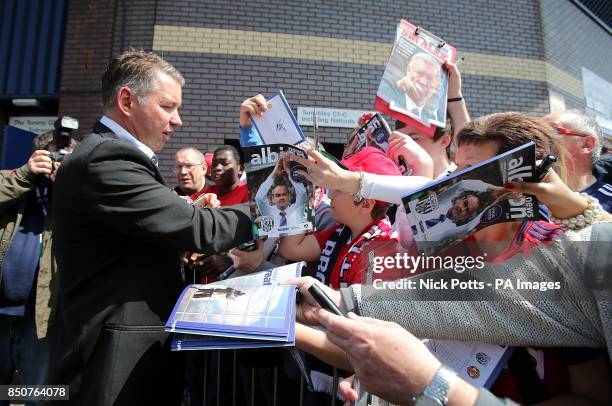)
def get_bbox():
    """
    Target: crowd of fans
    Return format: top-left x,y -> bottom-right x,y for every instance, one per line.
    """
0,49 -> 610,406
